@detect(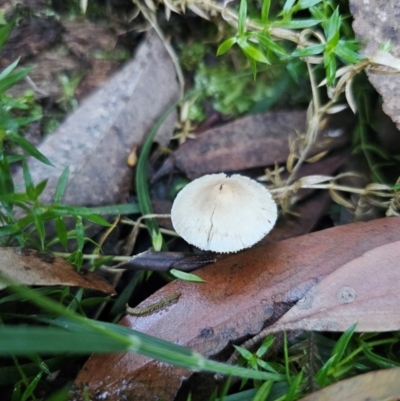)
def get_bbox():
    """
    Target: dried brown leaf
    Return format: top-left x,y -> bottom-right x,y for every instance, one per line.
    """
73,217 -> 400,401
267,237 -> 400,333
0,248 -> 115,294
305,150 -> 329,163
299,368 -> 400,401
12,32 -> 179,208
165,110 -> 352,180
